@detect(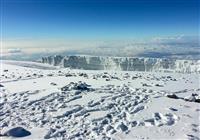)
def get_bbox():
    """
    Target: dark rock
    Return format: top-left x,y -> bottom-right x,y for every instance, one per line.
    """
47,74 -> 53,77
65,73 -> 73,77
76,83 -> 89,90
106,114 -> 112,119
192,93 -> 198,96
132,76 -> 138,79
166,94 -> 179,99
61,82 -> 92,92
155,84 -> 163,87
3,127 -> 31,137
167,76 -> 172,79
102,119 -> 109,125
195,98 -> 200,103
102,75 -> 109,78
50,82 -> 57,86
106,78 -> 110,81
78,73 -> 88,77
142,83 -> 147,86
39,75 -> 44,77
169,107 -> 178,111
